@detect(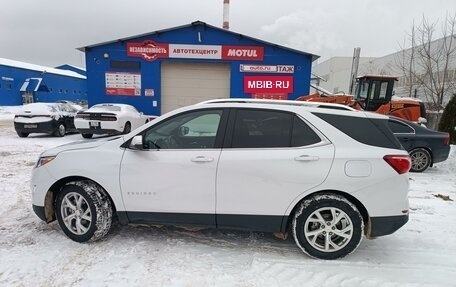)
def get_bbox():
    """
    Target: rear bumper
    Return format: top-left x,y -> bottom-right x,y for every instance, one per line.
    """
14,121 -> 57,134
77,128 -> 122,135
369,214 -> 409,237
432,146 -> 451,164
